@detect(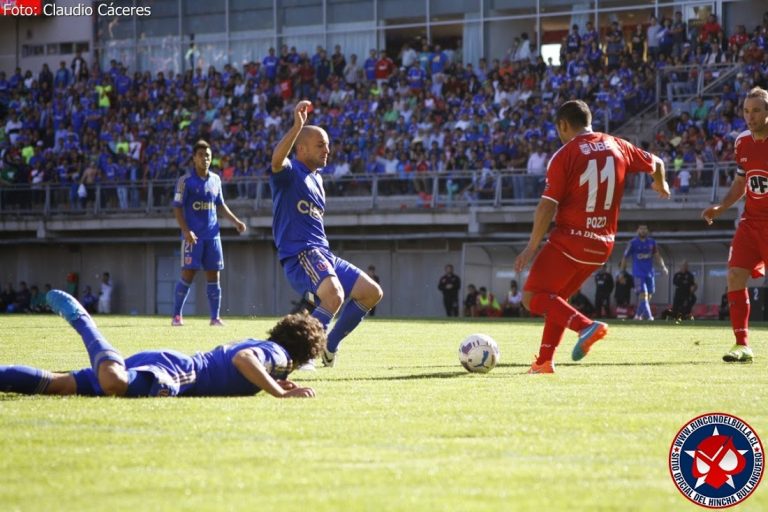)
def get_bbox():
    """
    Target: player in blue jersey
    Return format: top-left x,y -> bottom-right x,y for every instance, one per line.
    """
271,100 -> 383,368
171,140 -> 247,327
0,290 -> 322,398
619,224 -> 668,320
